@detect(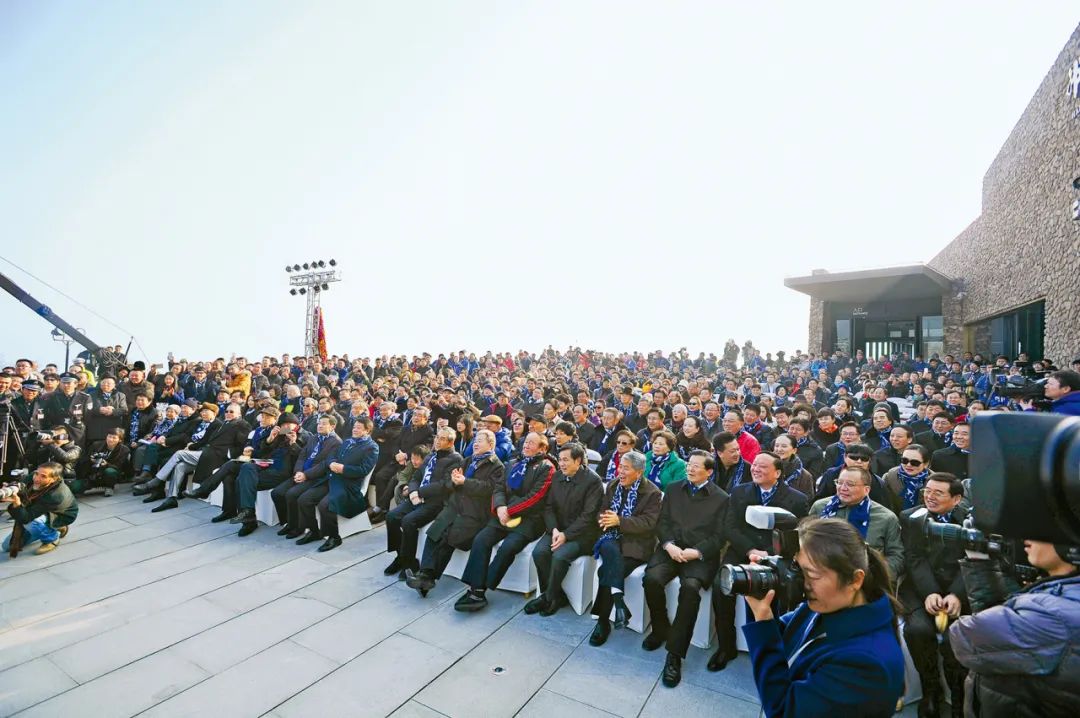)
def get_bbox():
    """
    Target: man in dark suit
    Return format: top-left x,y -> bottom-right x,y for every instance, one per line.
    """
41,372 -> 92,447
150,402 -> 250,512
931,421 -> 969,479
185,405 -> 281,501
915,413 -> 955,455
134,403 -> 218,500
711,451 -> 809,673
183,365 -> 220,403
227,414 -> 303,529
383,426 -> 463,575
311,415 -> 380,551
641,449 -> 729,688
369,407 -> 434,522
271,415 -> 343,544
900,474 -> 969,717
871,424 -> 913,477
